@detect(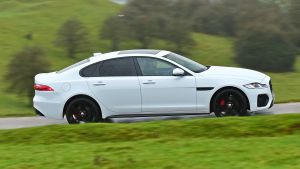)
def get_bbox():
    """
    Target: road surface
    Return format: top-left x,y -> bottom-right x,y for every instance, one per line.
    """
0,102 -> 299,129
